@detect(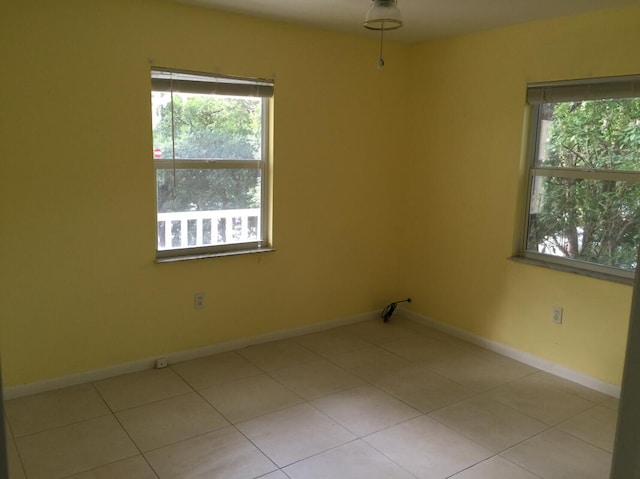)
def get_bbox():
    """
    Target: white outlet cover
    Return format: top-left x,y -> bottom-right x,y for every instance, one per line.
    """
552,306 -> 563,324
194,293 -> 205,309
